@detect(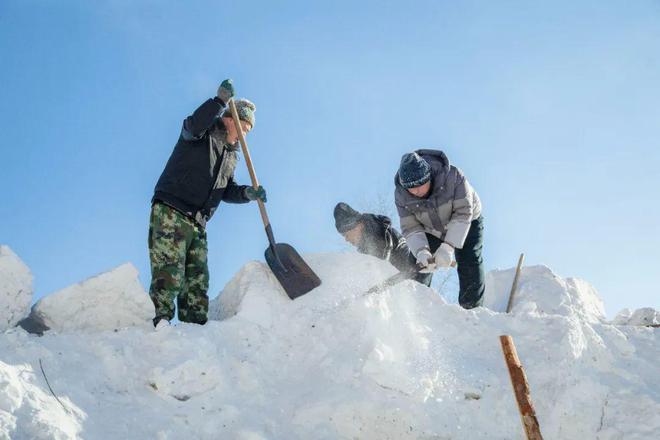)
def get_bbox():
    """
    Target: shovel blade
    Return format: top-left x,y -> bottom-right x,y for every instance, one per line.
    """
265,243 -> 321,299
